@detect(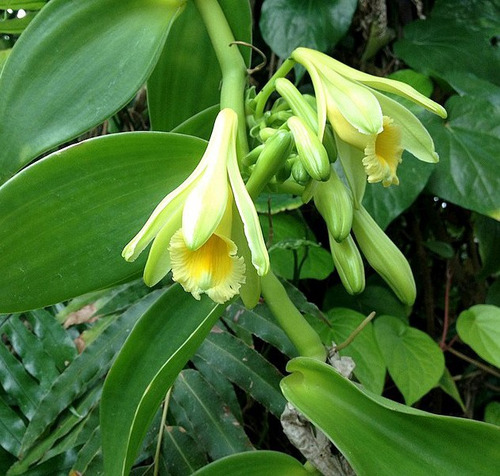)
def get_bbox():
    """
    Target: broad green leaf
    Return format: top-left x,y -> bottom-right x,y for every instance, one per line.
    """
72,427 -> 102,476
194,329 -> 286,417
161,426 -> 208,476
0,397 -> 25,456
101,284 -> 223,476
374,315 -> 444,405
281,357 -> 500,476
0,132 -> 205,312
0,0 -> 184,183
20,291 -> 163,453
260,0 -> 357,58
170,370 -> 253,460
485,401 -> 500,427
394,18 -> 499,85
426,95 -> 500,220
322,308 -> 386,395
363,150 -> 435,229
456,304 -> 500,368
191,451 -> 312,476
148,0 -> 251,131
